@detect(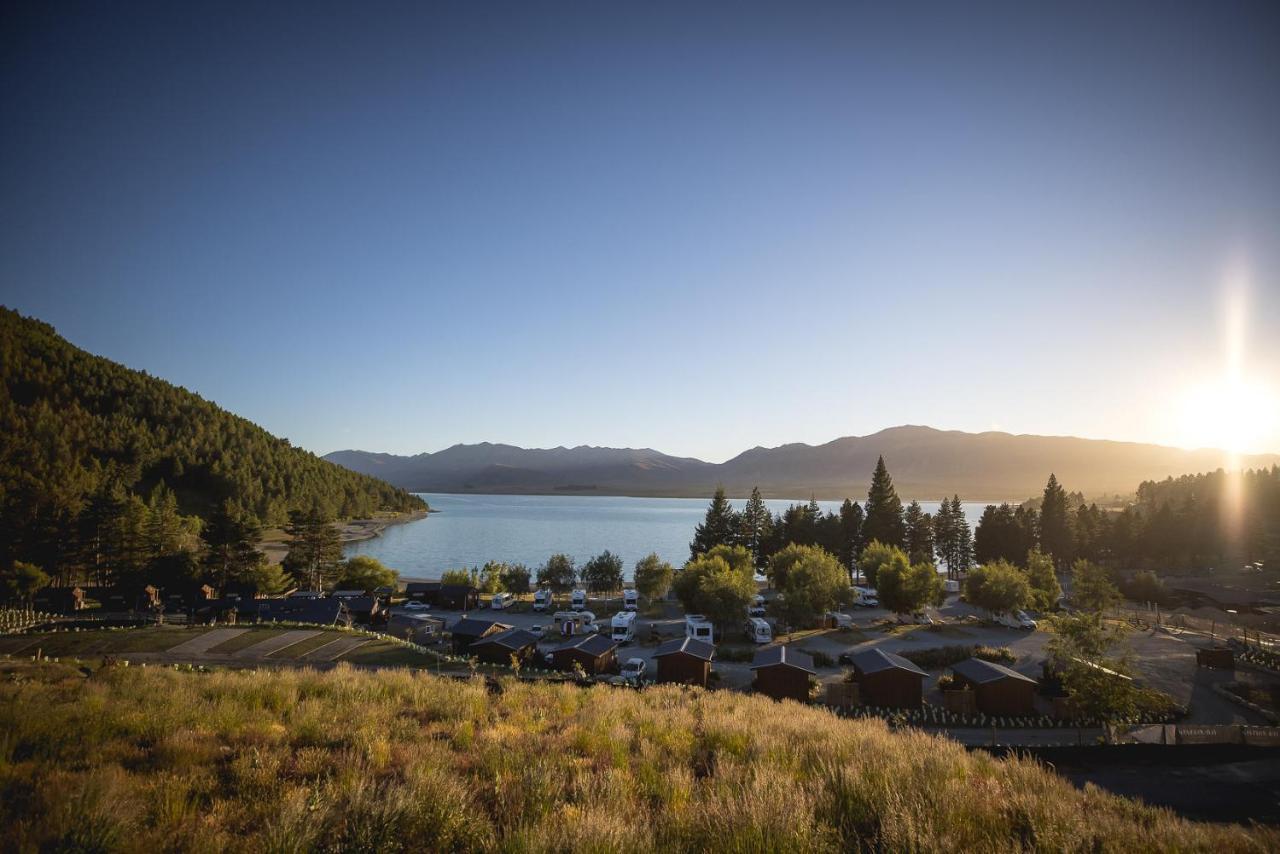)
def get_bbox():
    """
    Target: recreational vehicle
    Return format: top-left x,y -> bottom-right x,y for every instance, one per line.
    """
611,610 -> 638,643
623,588 -> 639,611
570,589 -> 587,611
685,614 -> 714,643
744,616 -> 773,644
533,589 -> 553,612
